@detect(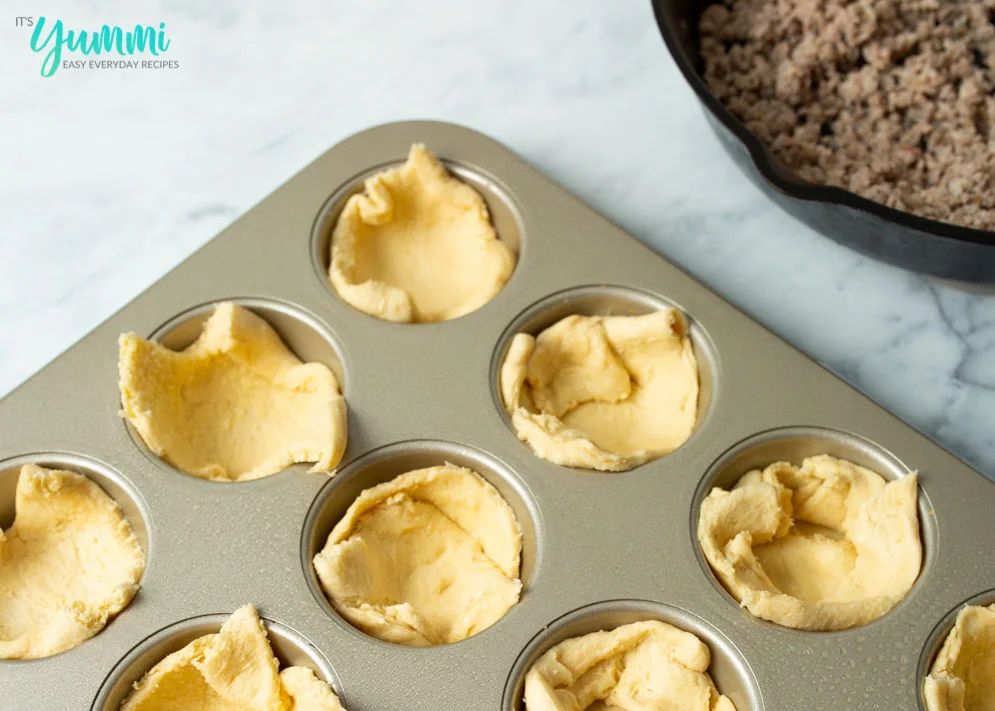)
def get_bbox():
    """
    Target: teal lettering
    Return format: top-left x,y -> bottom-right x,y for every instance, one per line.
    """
98,25 -> 125,55
157,22 -> 170,52
126,25 -> 159,56
65,29 -> 102,56
29,18 -> 171,77
29,16 -> 63,77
